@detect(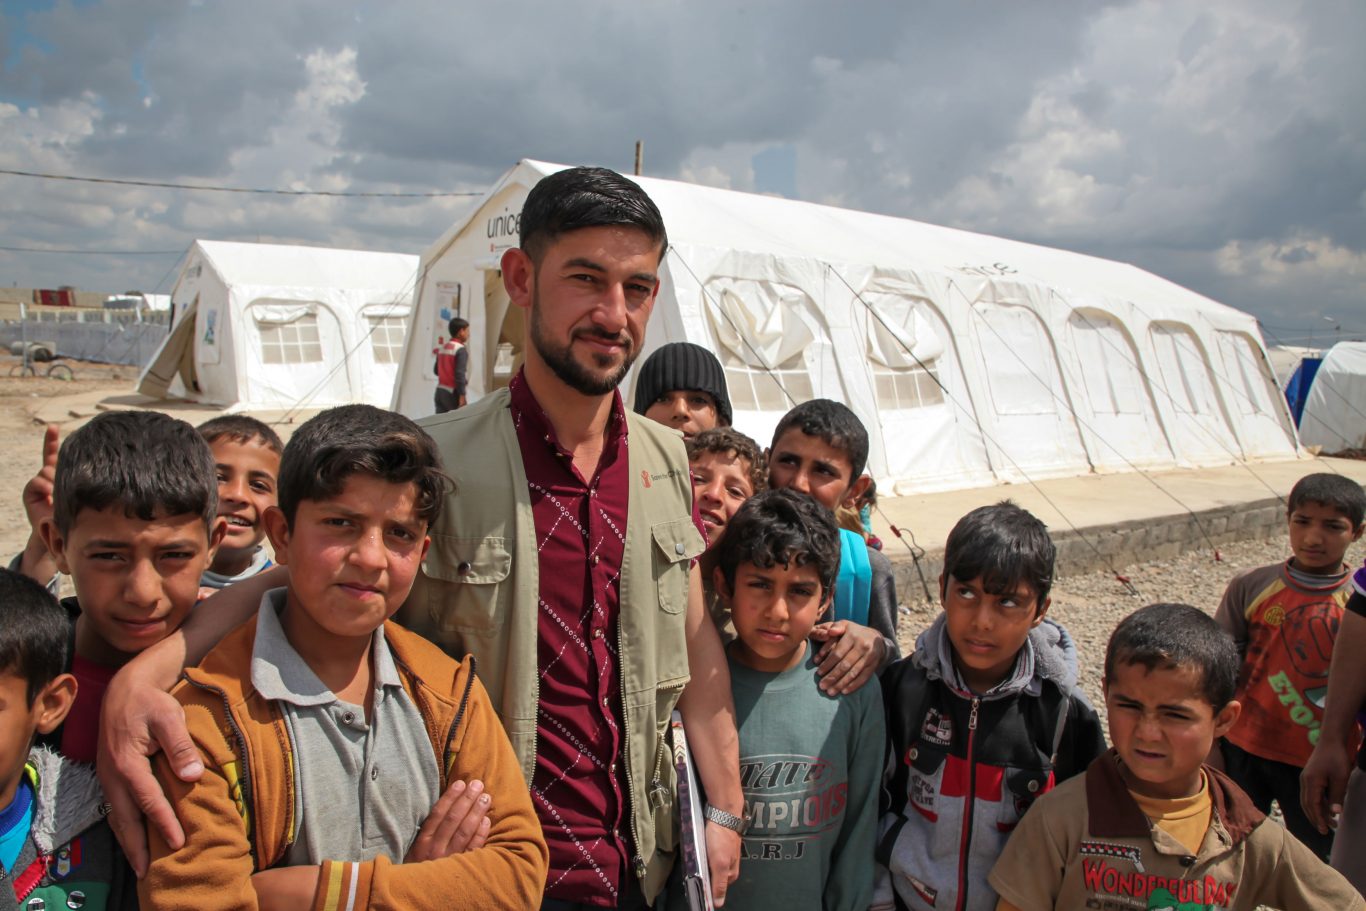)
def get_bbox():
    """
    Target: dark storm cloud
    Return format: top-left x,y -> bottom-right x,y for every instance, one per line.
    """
0,0 -> 1359,337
